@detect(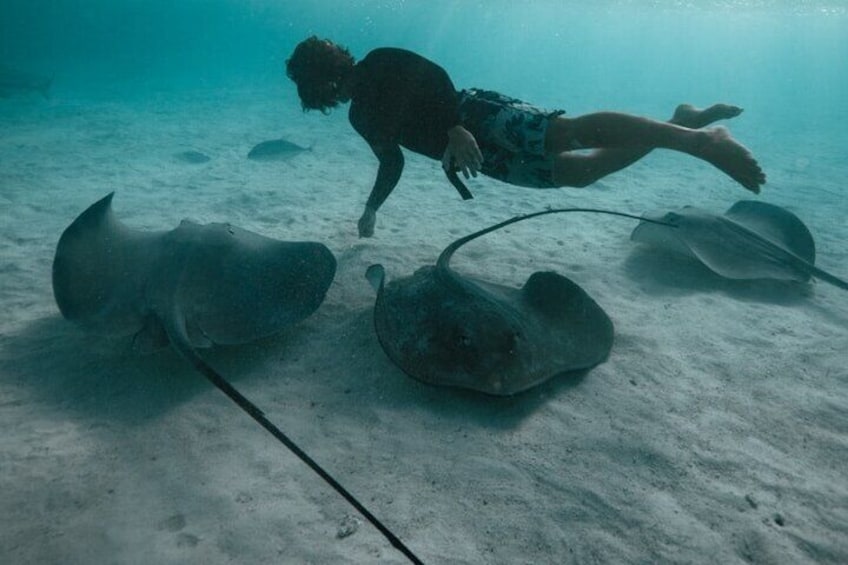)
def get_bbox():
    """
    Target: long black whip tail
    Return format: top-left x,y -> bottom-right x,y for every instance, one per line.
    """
176,345 -> 424,565
437,207 -> 673,270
